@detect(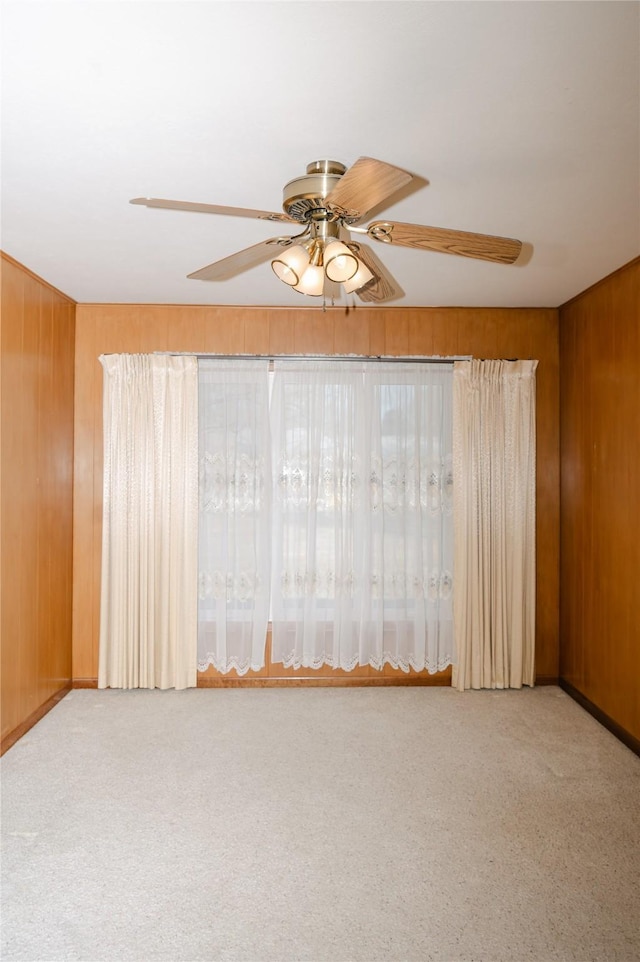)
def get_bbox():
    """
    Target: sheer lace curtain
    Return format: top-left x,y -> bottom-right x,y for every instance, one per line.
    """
98,354 -> 198,690
364,366 -> 454,673
270,360 -> 454,673
451,359 -> 538,691
197,360 -> 271,675
270,361 -> 365,670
